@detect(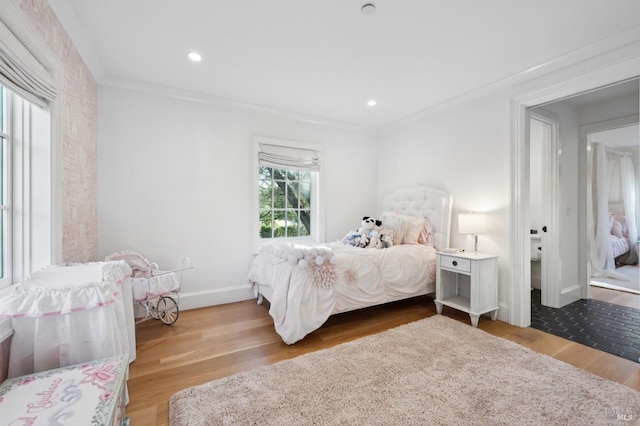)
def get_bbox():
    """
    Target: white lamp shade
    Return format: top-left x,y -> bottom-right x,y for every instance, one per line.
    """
458,213 -> 487,235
